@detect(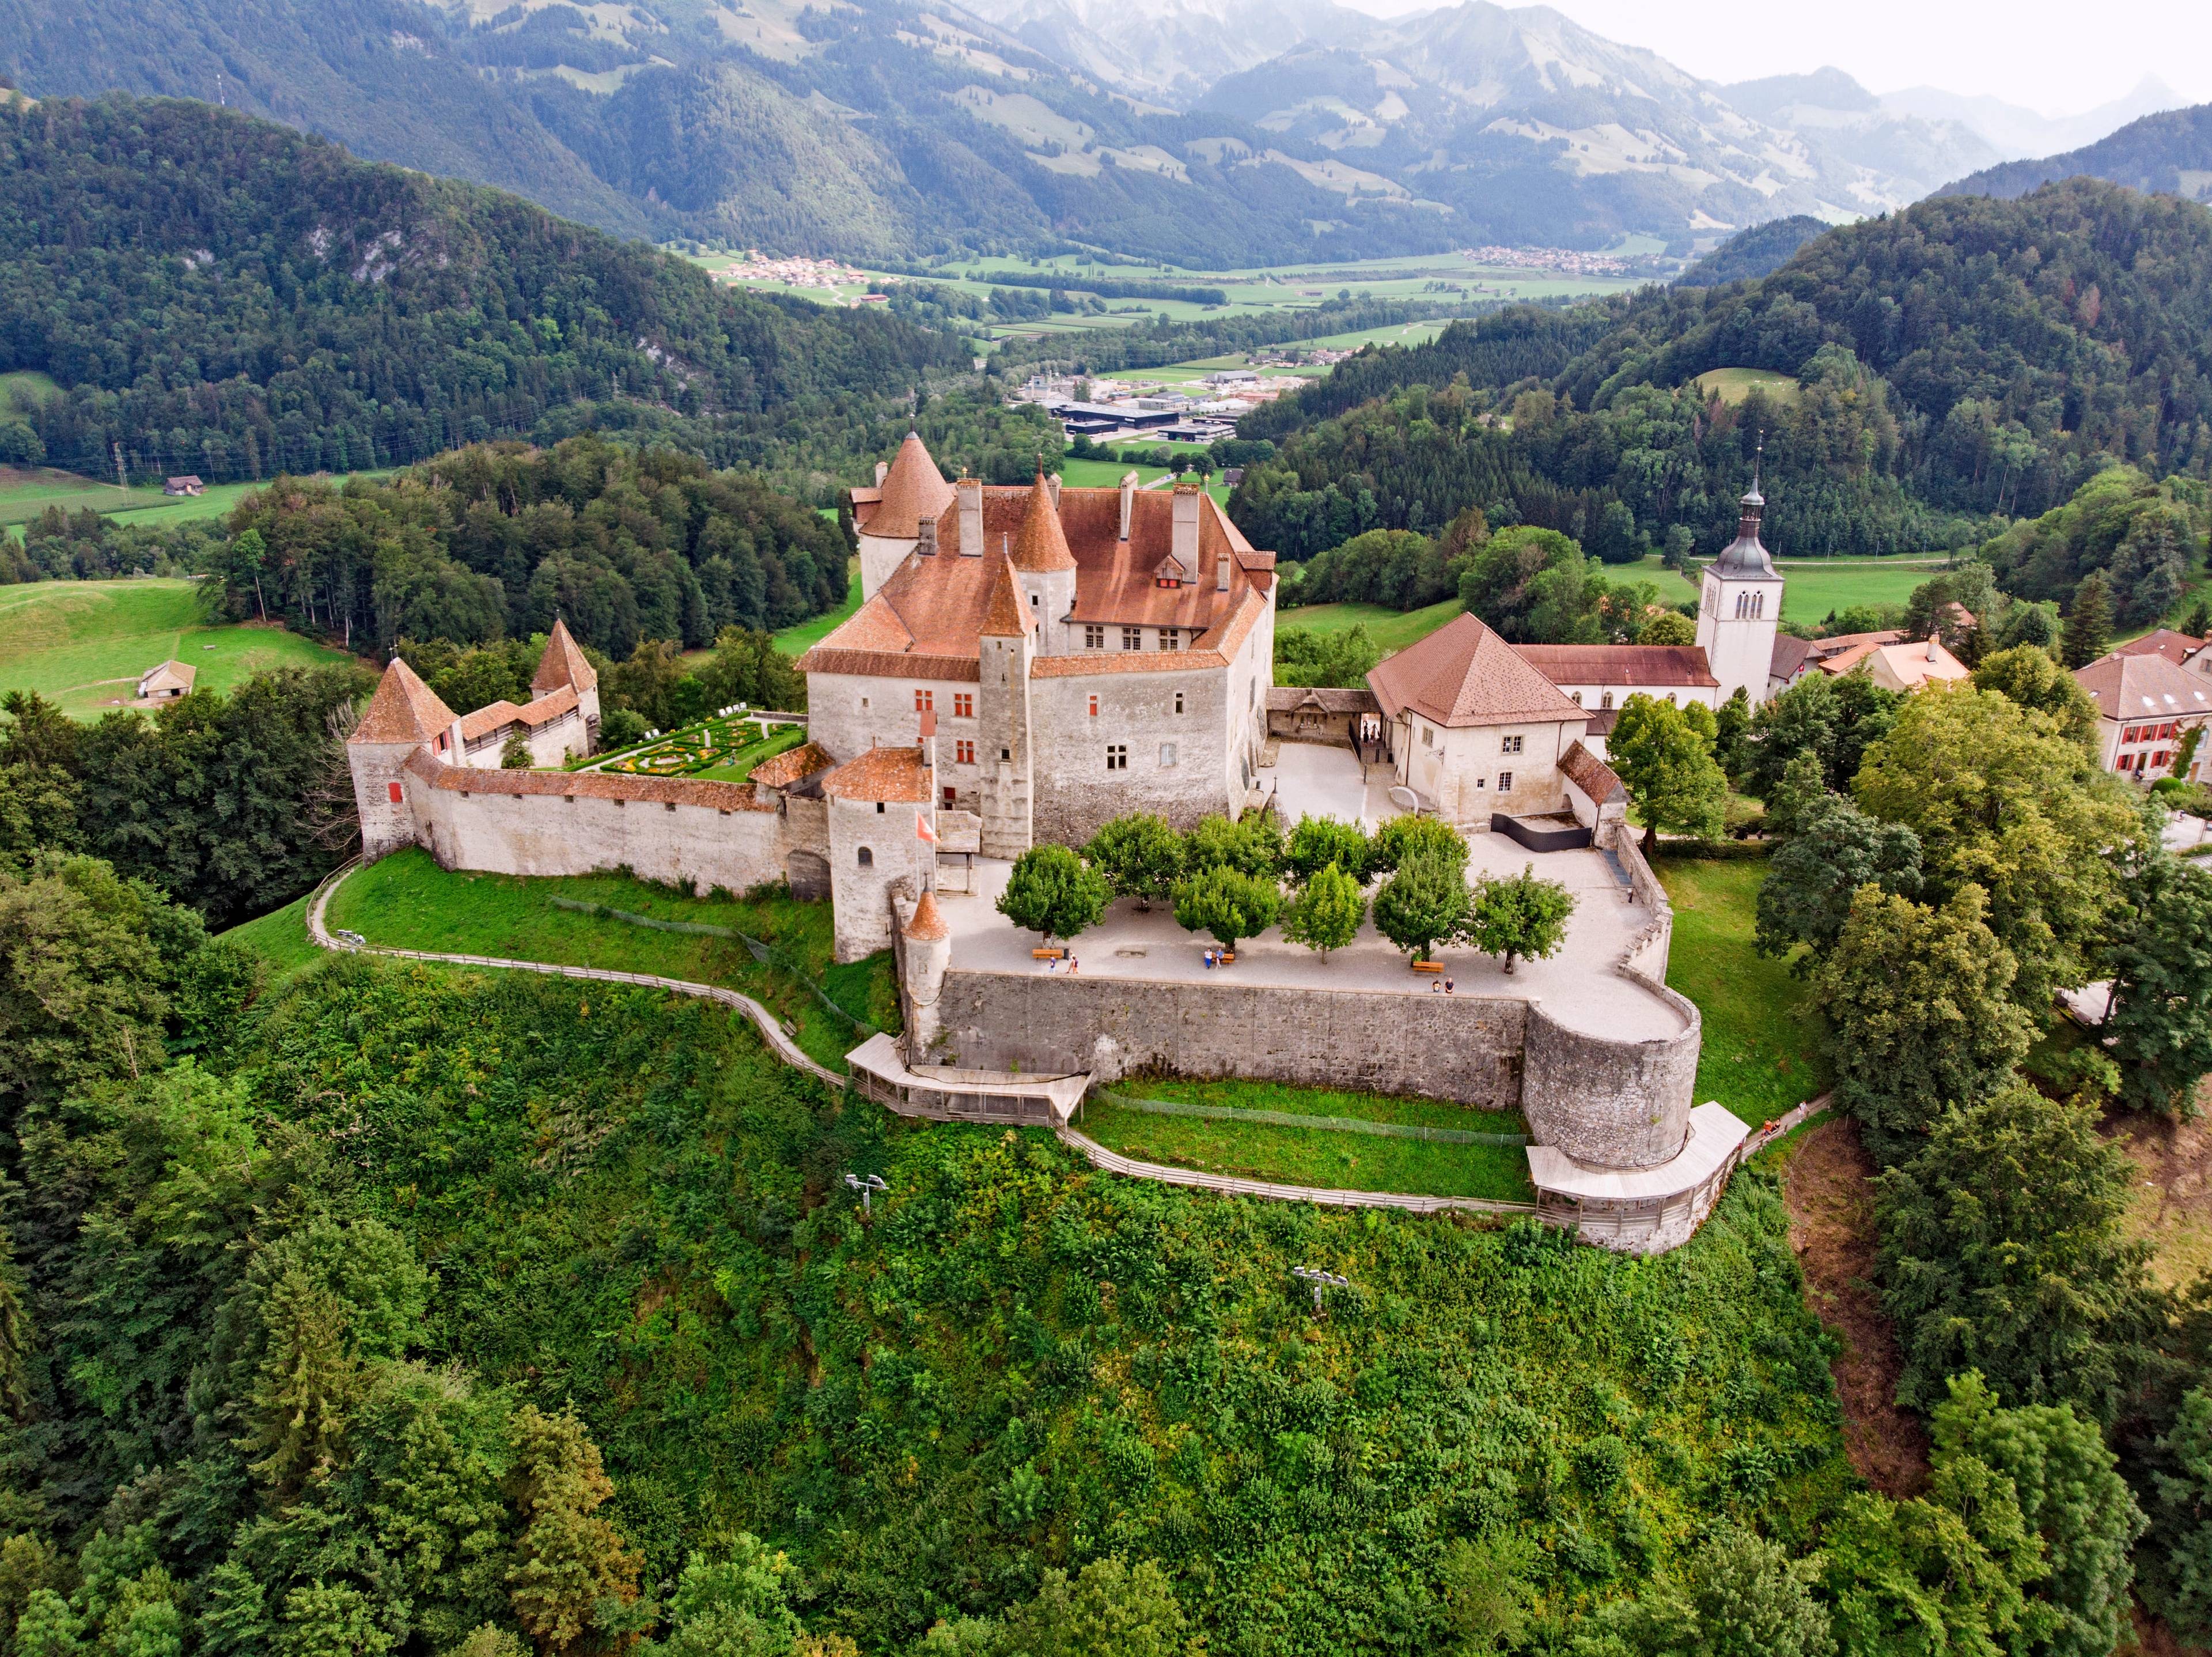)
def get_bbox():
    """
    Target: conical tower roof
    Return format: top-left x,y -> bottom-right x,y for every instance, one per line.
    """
351,658 -> 457,745
865,430 -> 957,540
531,617 -> 598,693
1010,468 -> 1075,573
980,550 -> 1033,638
904,888 -> 949,941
